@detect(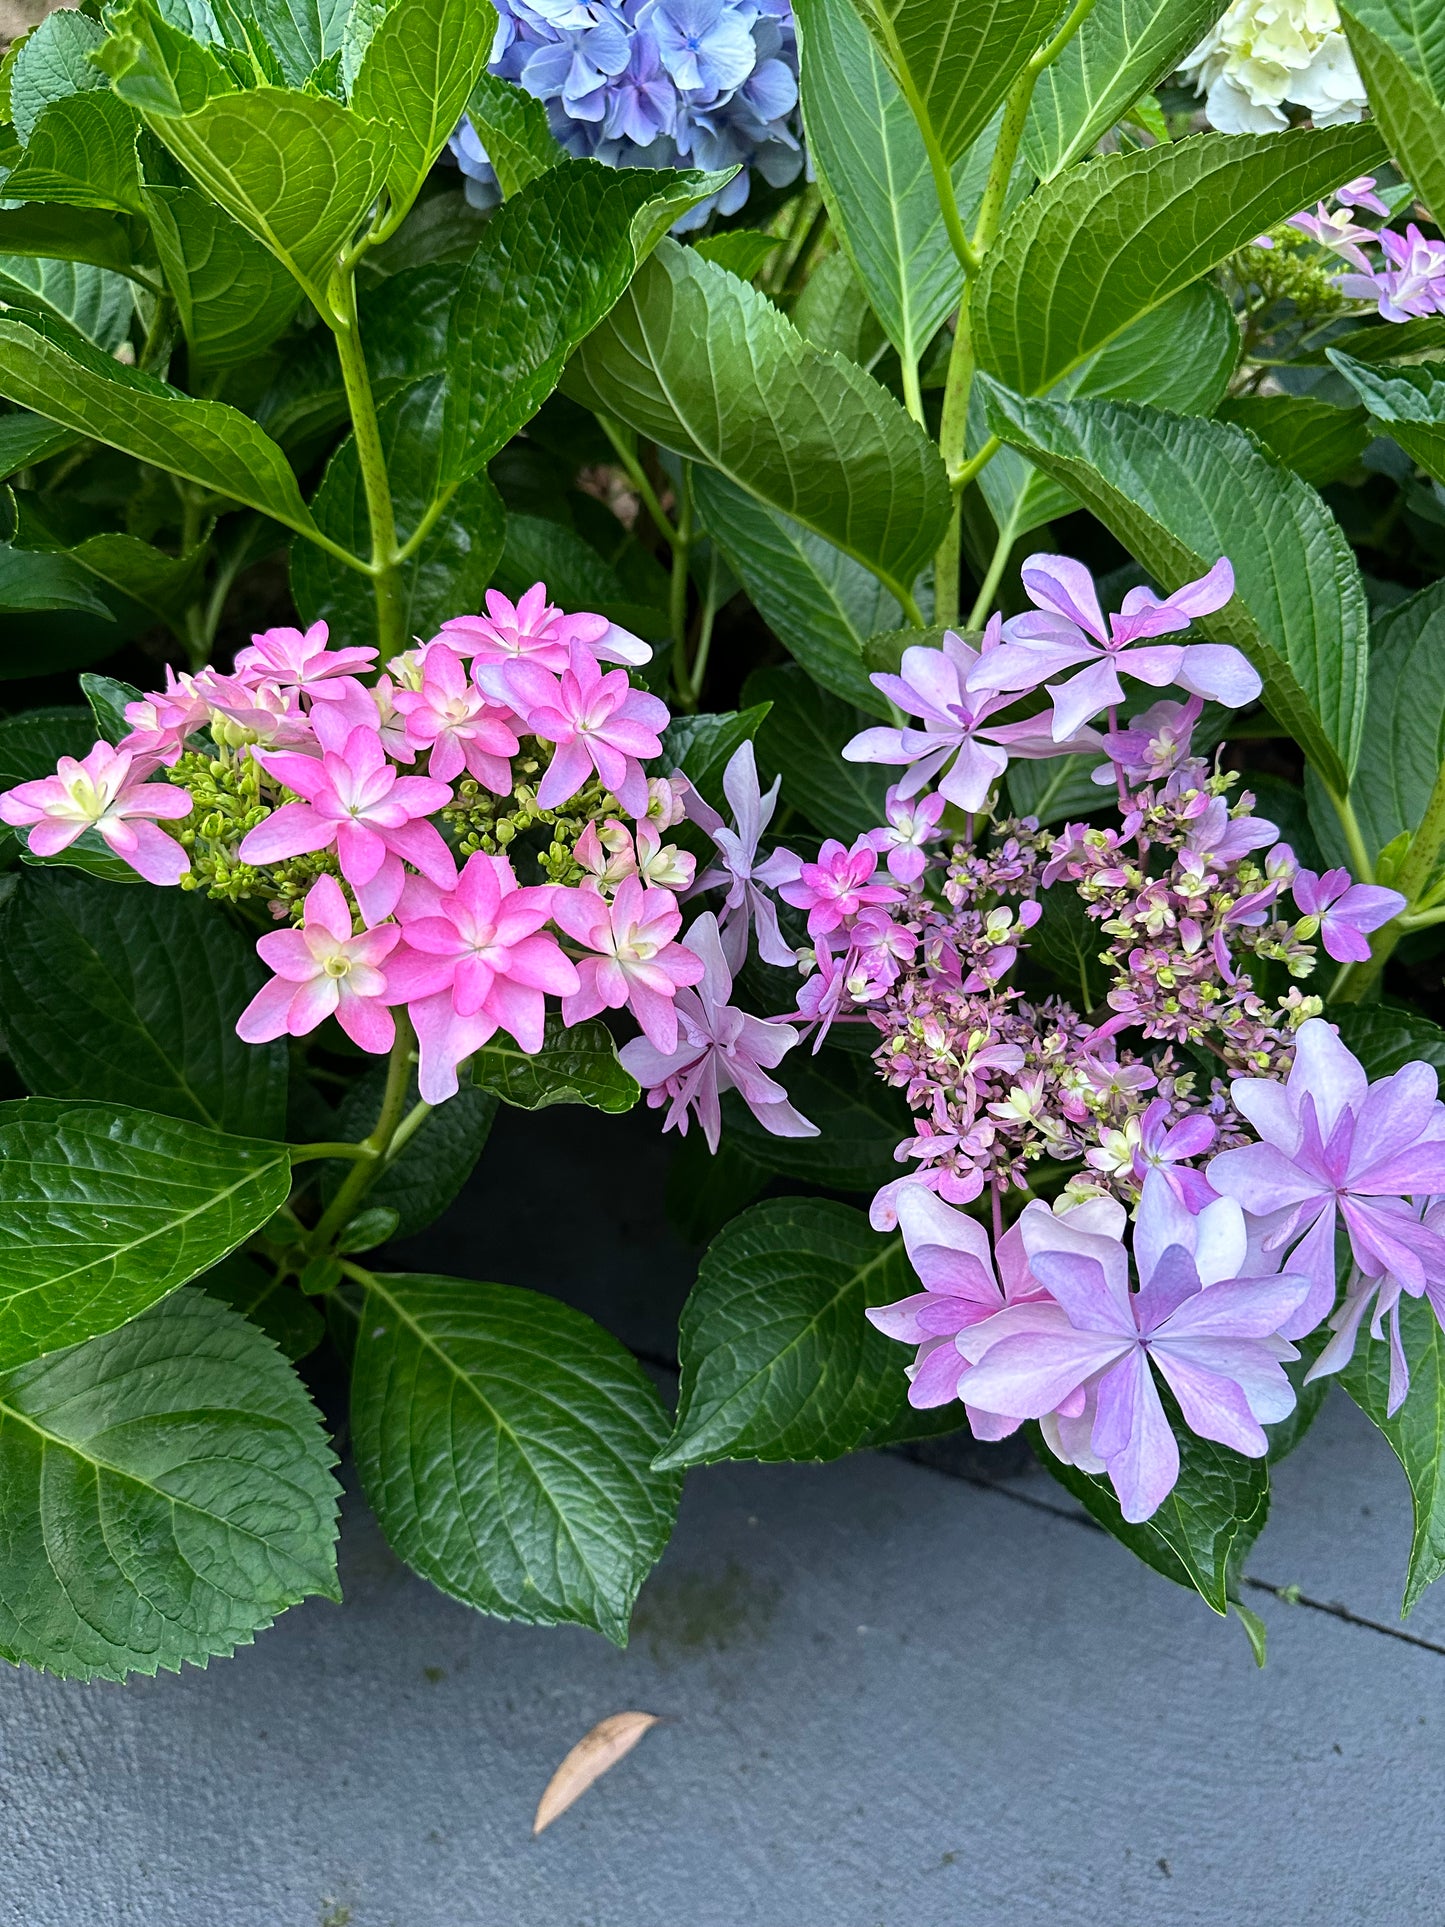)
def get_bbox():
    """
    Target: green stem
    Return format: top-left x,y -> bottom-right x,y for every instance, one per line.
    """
138,292 -> 176,375
901,353 -> 925,428
670,463 -> 694,697
778,195 -> 829,301
682,545 -> 721,709
1396,756 -> 1445,905
385,1098 -> 433,1163
1322,784 -> 1375,884
291,1141 -> 372,1163
1031,0 -> 1102,74
966,519 -> 1014,629
394,481 -> 459,565
326,262 -> 405,657
305,1015 -> 415,1252
596,414 -> 679,547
